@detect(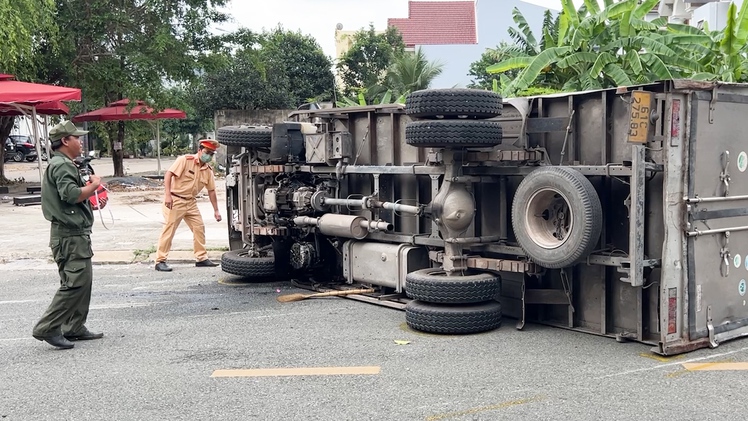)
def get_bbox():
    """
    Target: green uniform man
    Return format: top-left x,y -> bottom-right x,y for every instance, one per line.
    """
32,121 -> 106,350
